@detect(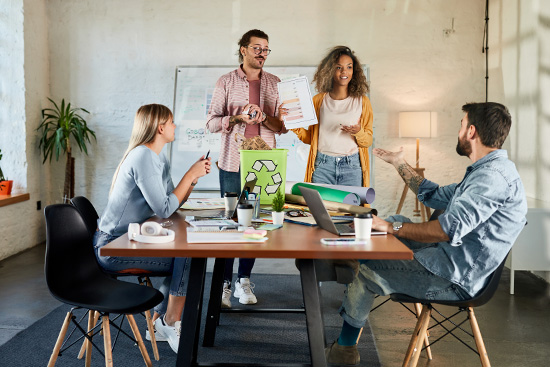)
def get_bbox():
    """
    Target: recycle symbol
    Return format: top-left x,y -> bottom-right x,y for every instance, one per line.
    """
245,160 -> 282,196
